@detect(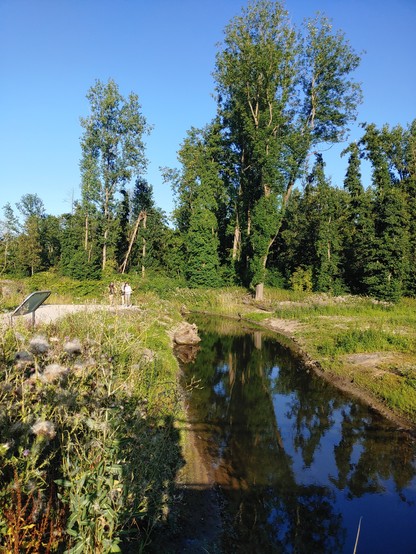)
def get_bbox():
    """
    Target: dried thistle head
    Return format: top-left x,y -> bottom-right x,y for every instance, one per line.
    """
42,364 -> 68,383
63,339 -> 82,356
31,420 -> 56,440
28,336 -> 50,355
